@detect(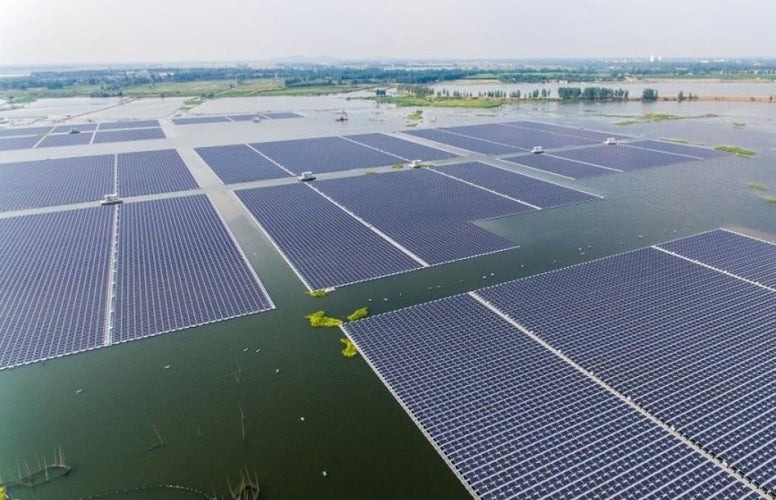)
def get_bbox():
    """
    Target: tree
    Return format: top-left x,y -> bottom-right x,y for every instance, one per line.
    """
677,90 -> 685,102
642,88 -> 659,102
